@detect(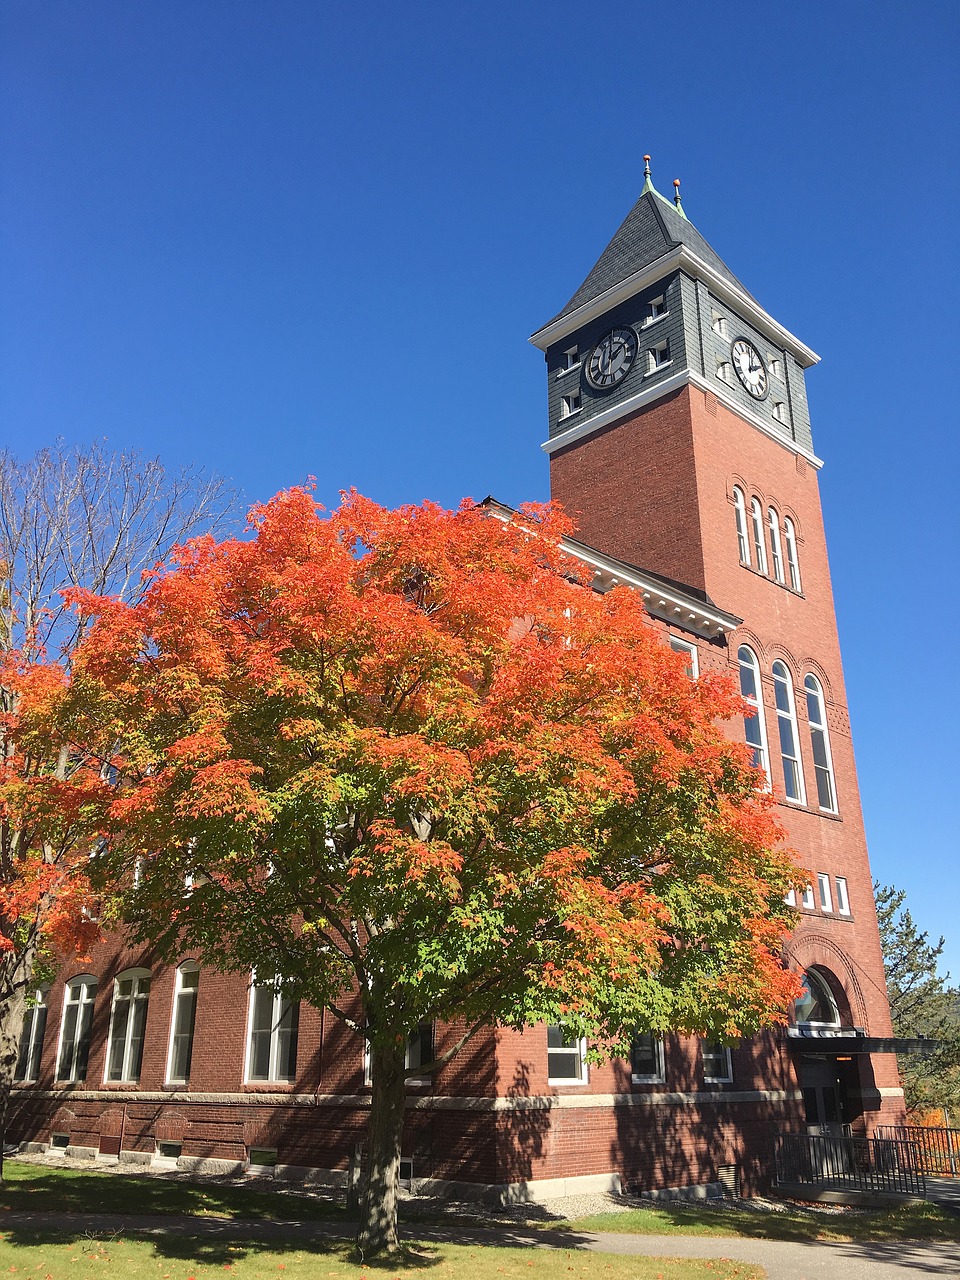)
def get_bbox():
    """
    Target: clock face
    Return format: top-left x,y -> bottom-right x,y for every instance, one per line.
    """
586,327 -> 638,390
731,338 -> 769,400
